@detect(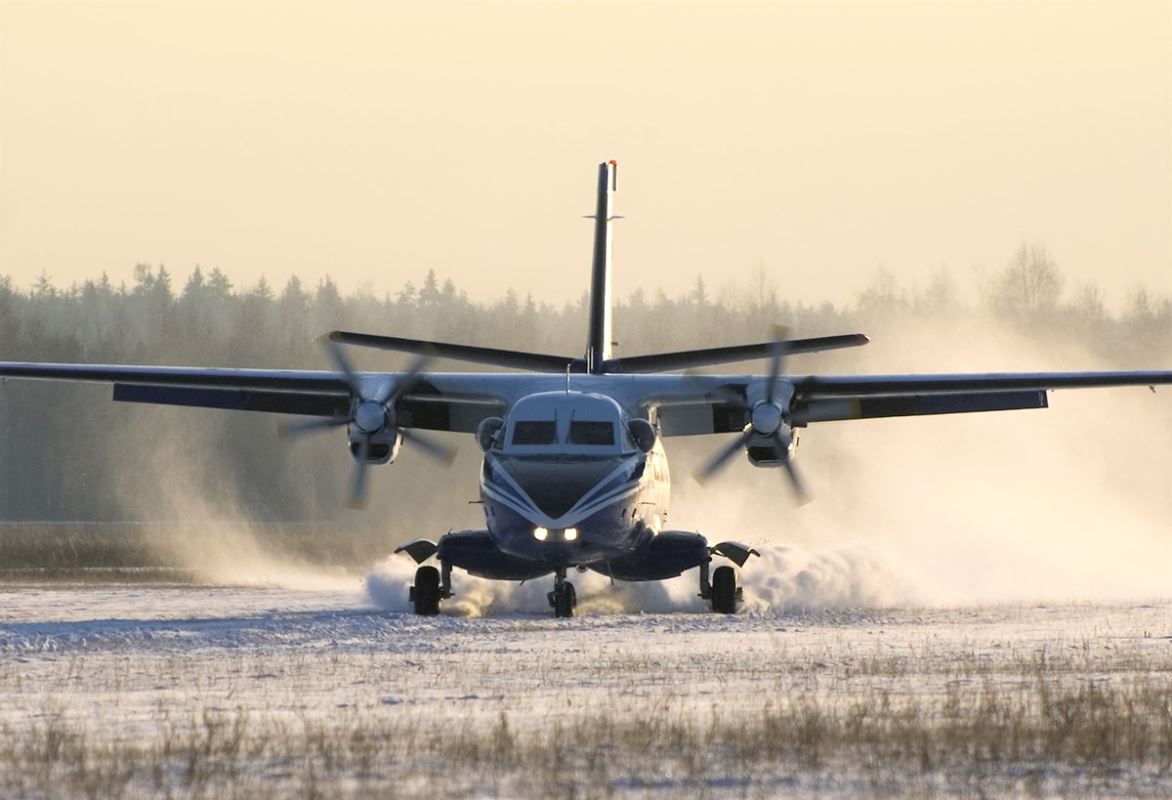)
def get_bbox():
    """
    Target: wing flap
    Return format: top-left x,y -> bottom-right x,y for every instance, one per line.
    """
399,396 -> 507,433
111,383 -> 505,433
112,384 -> 348,417
794,371 -> 1172,398
656,402 -> 748,436
793,390 -> 1048,424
